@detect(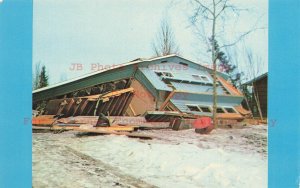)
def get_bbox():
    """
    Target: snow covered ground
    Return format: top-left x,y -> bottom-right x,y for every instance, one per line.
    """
33,125 -> 267,188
